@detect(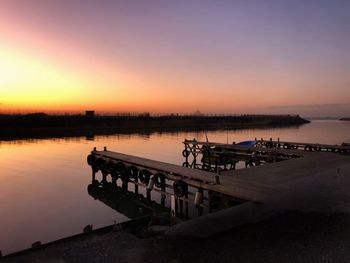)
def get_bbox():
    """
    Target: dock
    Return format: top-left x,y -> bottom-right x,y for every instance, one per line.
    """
87,139 -> 350,214
90,149 -> 277,202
